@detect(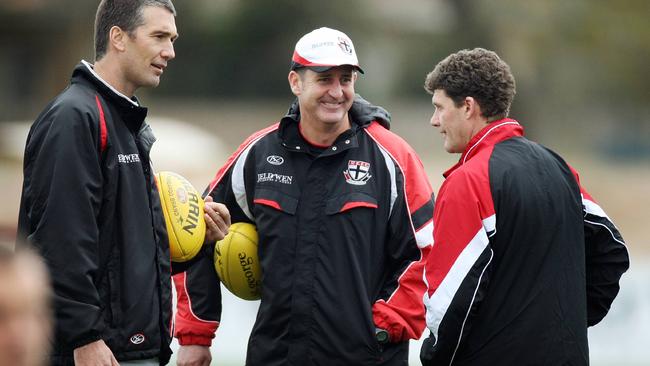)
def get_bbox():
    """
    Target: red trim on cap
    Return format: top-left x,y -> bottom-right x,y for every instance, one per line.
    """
292,51 -> 333,67
292,50 -> 363,73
